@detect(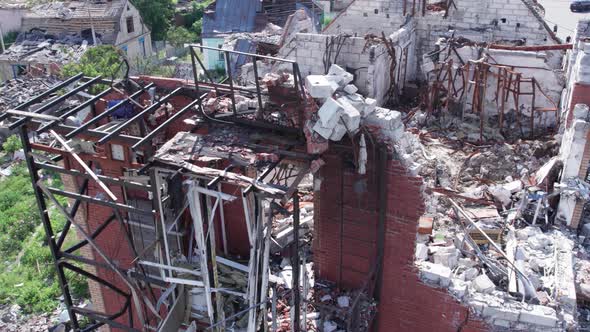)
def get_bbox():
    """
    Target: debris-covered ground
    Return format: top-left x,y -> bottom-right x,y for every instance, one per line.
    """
403,113 -> 585,330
